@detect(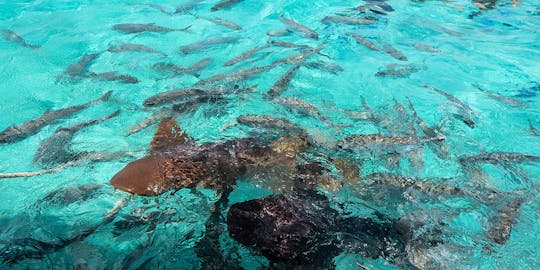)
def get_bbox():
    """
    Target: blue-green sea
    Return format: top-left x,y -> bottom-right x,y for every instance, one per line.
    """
1,0 -> 539,269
